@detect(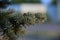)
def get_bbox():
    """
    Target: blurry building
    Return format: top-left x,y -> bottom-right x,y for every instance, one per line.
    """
21,4 -> 47,14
